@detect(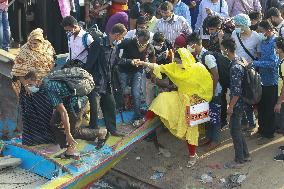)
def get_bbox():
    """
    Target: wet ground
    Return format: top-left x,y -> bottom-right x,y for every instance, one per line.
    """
94,126 -> 284,189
